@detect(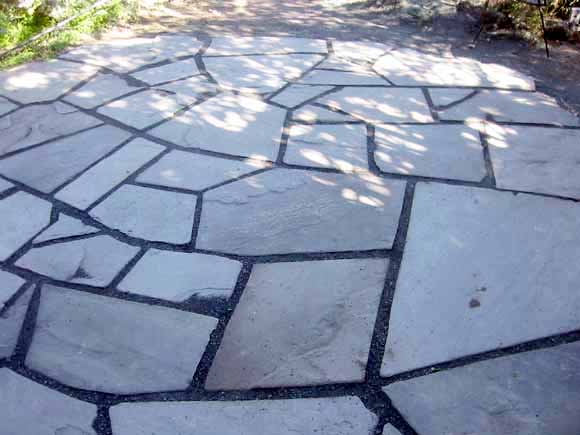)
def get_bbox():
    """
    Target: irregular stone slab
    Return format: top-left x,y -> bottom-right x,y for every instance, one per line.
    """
382,424 -> 403,435
0,368 -> 97,435
271,84 -> 334,108
63,35 -> 204,73
150,93 -> 286,160
0,288 -> 32,358
205,36 -> 328,55
0,96 -> 17,116
293,104 -> 356,122
299,69 -> 390,86
319,88 -> 432,123
374,48 -> 535,90
333,40 -> 392,63
17,235 -> 139,287
317,58 -> 377,72
119,249 -> 242,301
0,270 -> 26,308
206,259 -> 388,389
0,192 -> 51,260
285,123 -> 369,172
431,89 -> 580,125
0,178 -> 14,194
384,341 -> 580,435
98,89 -> 191,129
374,124 -> 486,182
0,125 -> 130,193
131,58 -> 200,85
204,54 -> 324,93
381,183 -> 580,376
155,76 -> 218,104
34,215 -> 100,243
487,124 -> 580,199
197,169 -> 406,255
64,73 -> 144,108
56,138 -> 165,210
90,185 -> 197,244
111,396 -> 376,435
0,102 -> 102,156
0,59 -> 98,103
137,150 -> 269,191
27,285 -> 217,394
